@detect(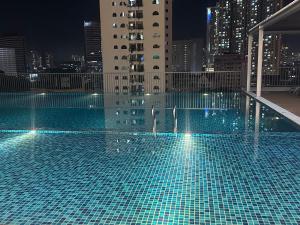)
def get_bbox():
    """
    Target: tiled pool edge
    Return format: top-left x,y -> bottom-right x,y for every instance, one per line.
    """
244,90 -> 300,127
